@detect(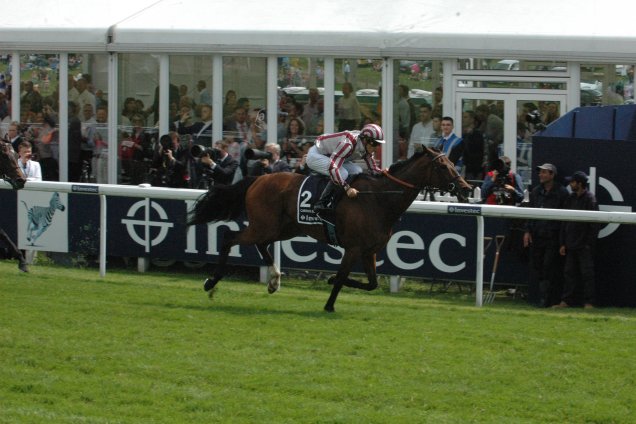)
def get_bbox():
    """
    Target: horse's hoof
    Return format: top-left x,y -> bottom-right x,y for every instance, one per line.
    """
203,278 -> 216,291
267,278 -> 280,294
324,305 -> 335,313
18,262 -> 28,273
